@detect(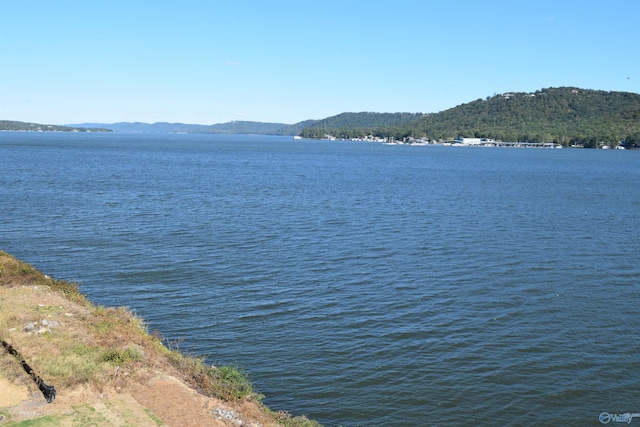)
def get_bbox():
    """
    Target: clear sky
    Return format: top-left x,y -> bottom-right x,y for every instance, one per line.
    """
1,0 -> 639,125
